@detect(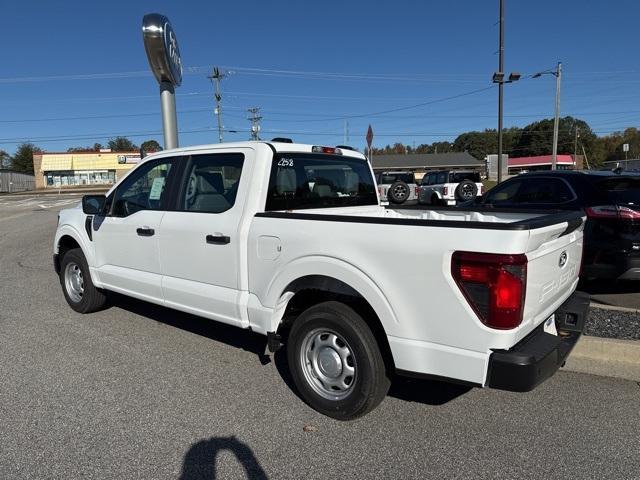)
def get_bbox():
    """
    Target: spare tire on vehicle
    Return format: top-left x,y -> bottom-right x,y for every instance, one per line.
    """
388,181 -> 410,204
455,180 -> 478,202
